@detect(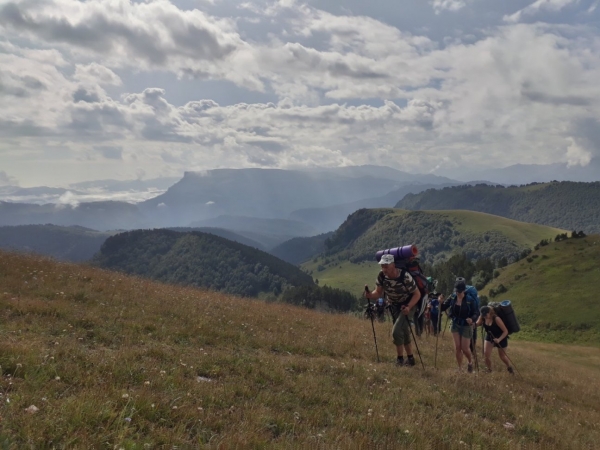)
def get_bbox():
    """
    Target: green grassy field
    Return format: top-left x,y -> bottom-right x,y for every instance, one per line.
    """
484,235 -> 600,344
1,250 -> 600,447
430,210 -> 565,247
